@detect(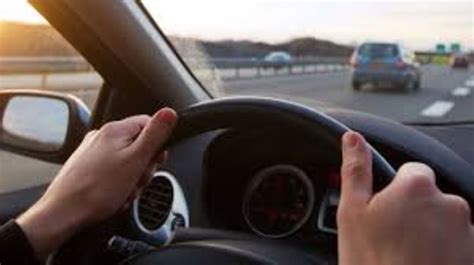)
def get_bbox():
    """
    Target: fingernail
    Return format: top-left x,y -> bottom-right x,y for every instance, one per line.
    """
157,107 -> 177,126
343,132 -> 359,149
